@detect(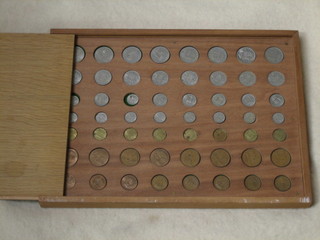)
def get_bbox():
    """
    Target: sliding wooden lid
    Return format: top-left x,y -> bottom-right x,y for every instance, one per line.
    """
0,34 -> 74,199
